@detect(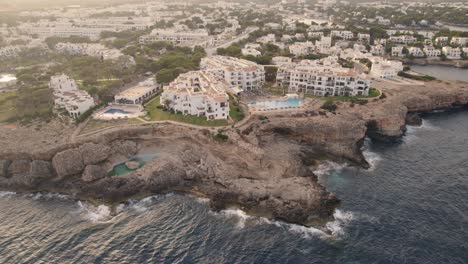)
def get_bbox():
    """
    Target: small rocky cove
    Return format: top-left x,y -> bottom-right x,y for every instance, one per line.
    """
0,82 -> 467,227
